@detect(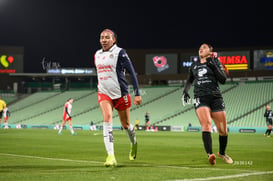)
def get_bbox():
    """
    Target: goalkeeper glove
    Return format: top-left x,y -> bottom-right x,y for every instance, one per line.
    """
183,91 -> 190,104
